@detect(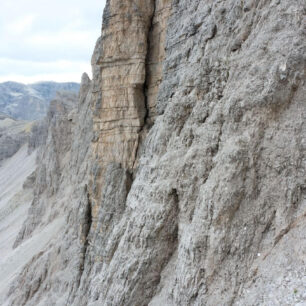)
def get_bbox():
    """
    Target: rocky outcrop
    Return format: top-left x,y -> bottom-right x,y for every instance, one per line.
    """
90,0 -> 172,231
6,75 -> 94,305
13,91 -> 79,247
27,120 -> 48,154
6,0 -> 306,305
0,114 -> 29,163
